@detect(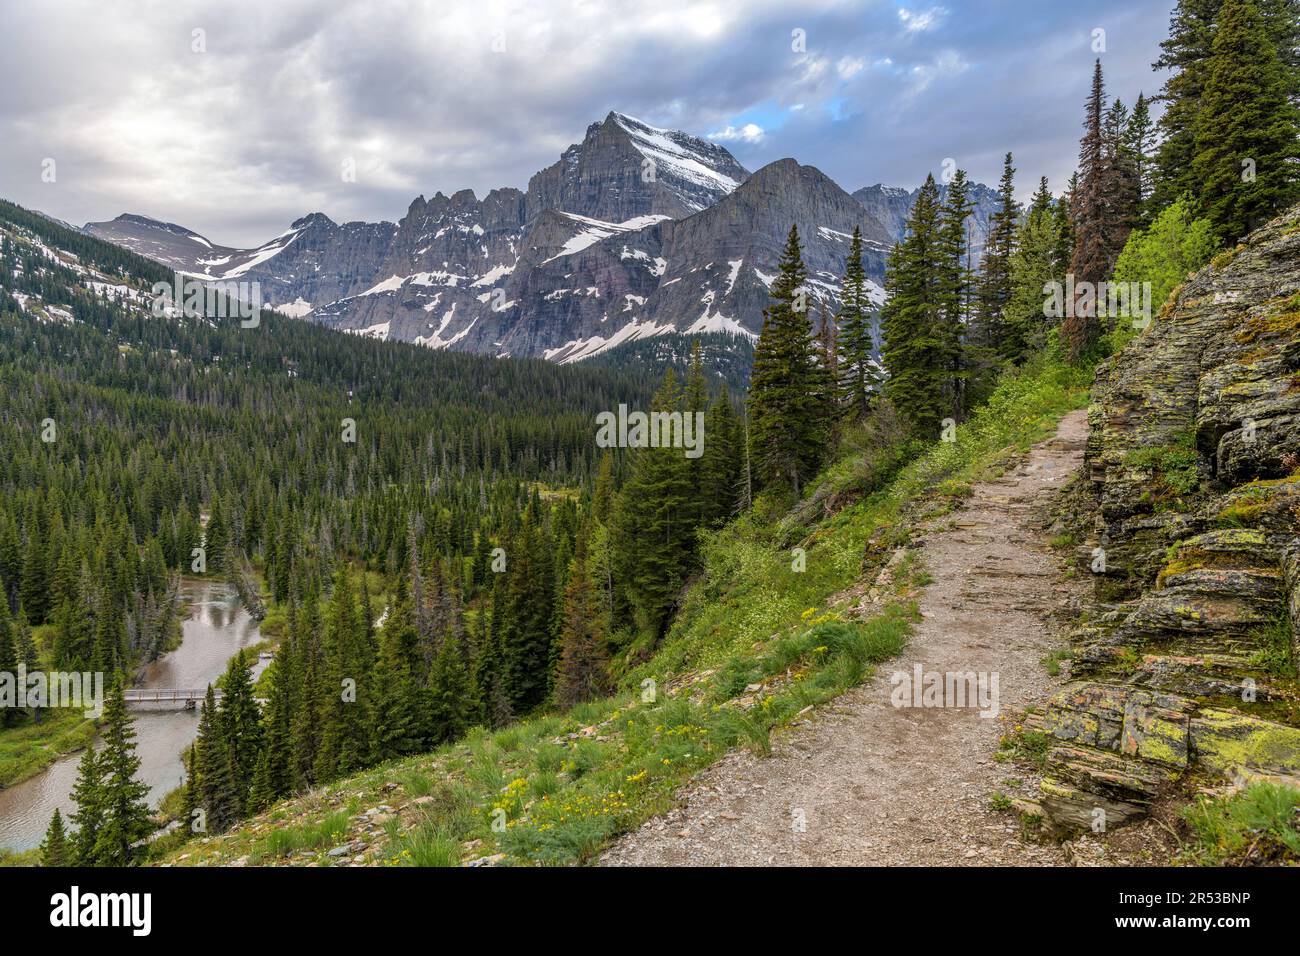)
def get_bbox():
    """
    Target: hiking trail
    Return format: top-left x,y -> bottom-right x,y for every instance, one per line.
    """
601,410 -> 1090,866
